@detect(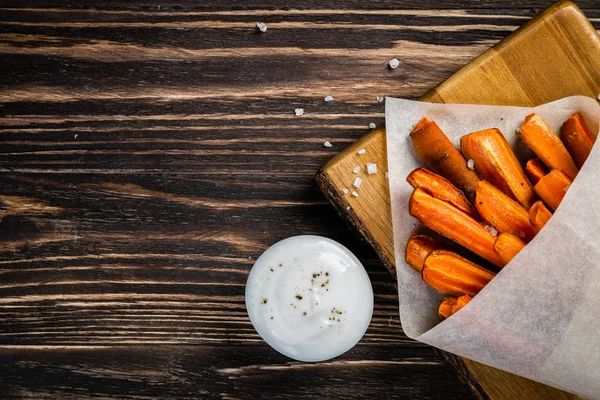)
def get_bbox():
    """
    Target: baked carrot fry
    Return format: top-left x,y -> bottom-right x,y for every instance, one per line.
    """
533,169 -> 572,211
529,200 -> 553,235
405,234 -> 440,273
422,250 -> 495,297
461,128 -> 536,208
561,112 -> 596,169
494,233 -> 527,265
439,297 -> 457,319
409,188 -> 504,267
452,294 -> 472,314
519,113 -> 578,180
525,159 -> 548,184
410,117 -> 480,199
407,168 -> 478,218
474,181 -> 534,242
